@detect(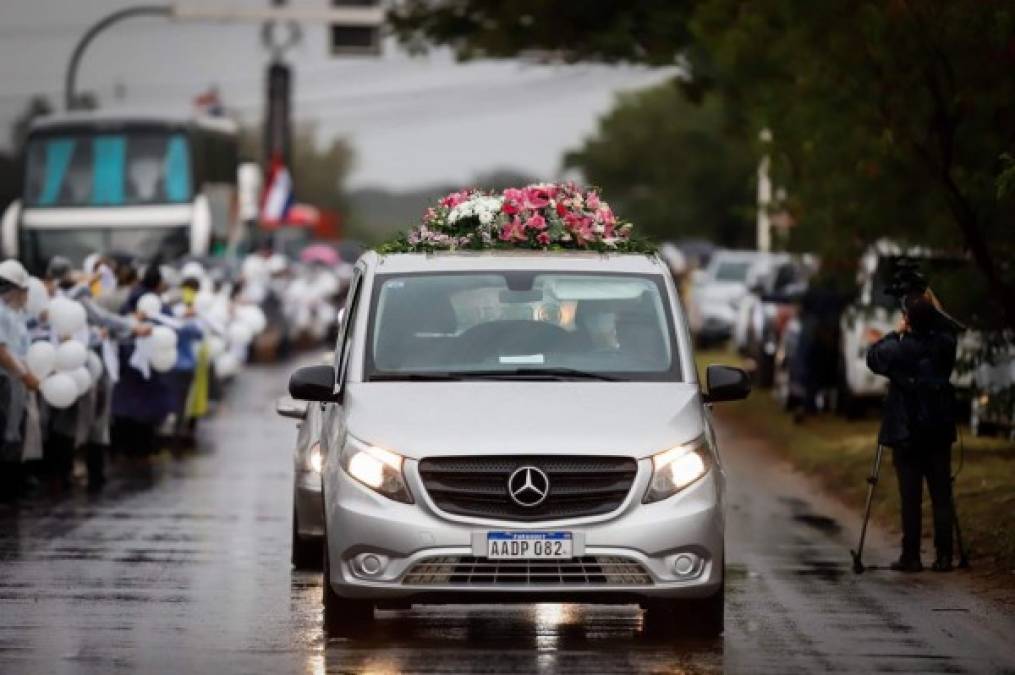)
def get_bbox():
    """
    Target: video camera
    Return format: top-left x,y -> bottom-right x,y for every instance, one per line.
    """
883,258 -> 928,299
884,257 -> 965,332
